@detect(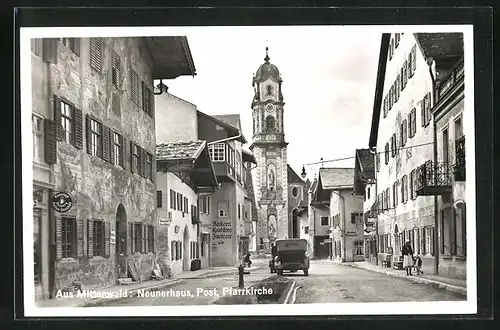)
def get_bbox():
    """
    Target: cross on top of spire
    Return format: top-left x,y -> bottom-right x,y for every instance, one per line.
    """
264,46 -> 270,62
